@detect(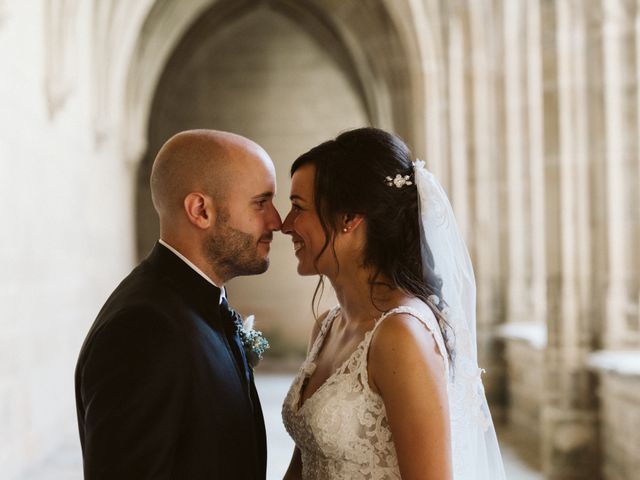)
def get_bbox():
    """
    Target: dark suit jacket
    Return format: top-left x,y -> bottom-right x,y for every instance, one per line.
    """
75,243 -> 267,479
